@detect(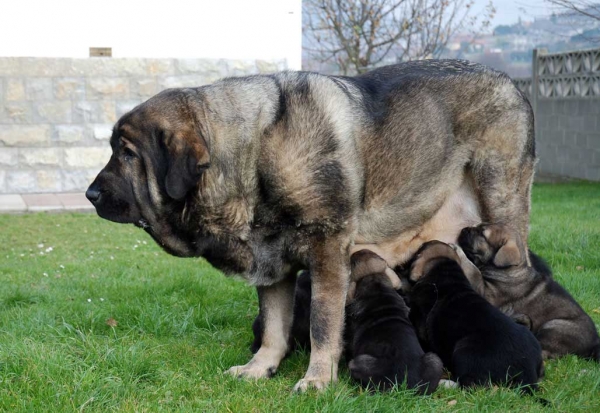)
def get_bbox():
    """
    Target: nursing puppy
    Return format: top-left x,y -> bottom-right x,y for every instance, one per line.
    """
408,241 -> 543,391
346,250 -> 443,393
458,224 -> 600,361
